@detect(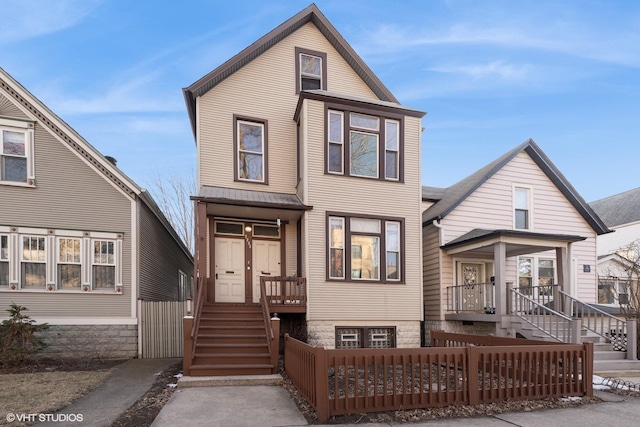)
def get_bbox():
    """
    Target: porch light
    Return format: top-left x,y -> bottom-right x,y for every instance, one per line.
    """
186,298 -> 192,315
245,226 -> 252,232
